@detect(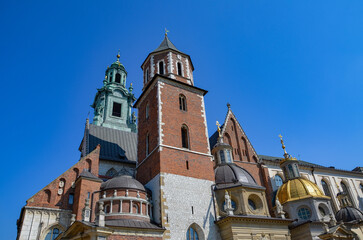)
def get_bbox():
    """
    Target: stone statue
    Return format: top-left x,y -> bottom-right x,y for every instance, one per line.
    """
275,197 -> 285,219
131,112 -> 136,123
224,190 -> 234,216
